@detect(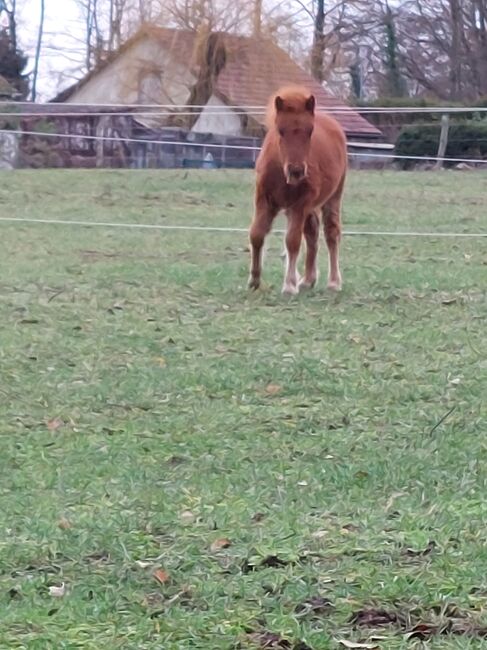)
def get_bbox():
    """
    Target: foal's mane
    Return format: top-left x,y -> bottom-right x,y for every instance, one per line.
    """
265,85 -> 314,130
